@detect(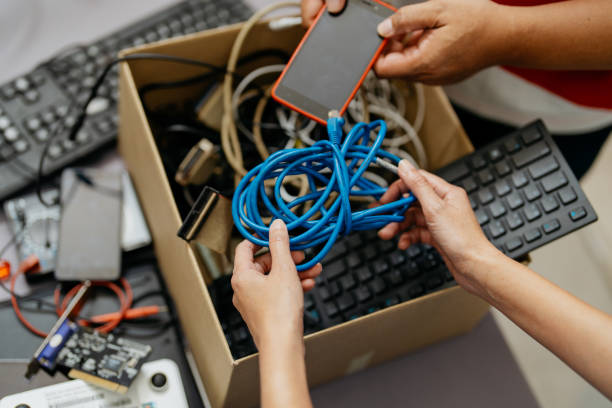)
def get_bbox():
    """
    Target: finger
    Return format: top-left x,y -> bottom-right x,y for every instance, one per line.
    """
301,278 -> 316,292
397,227 -> 436,249
301,0 -> 324,26
418,170 -> 454,199
378,179 -> 408,204
326,0 -> 346,13
298,263 -> 322,280
398,160 -> 443,210
269,219 -> 296,273
374,45 -> 422,78
377,3 -> 441,38
253,250 -> 305,274
234,240 -> 259,274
